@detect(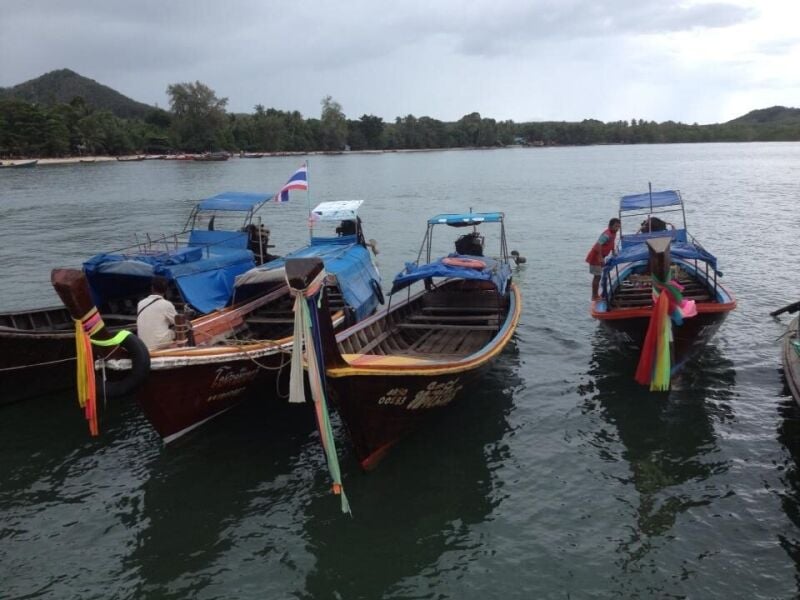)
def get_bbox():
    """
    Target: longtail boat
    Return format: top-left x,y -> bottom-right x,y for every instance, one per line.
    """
1,191 -> 281,405
1,159 -> 38,168
52,200 -> 383,443
772,302 -> 800,404
591,188 -> 735,390
285,211 -> 523,469
783,317 -> 800,404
